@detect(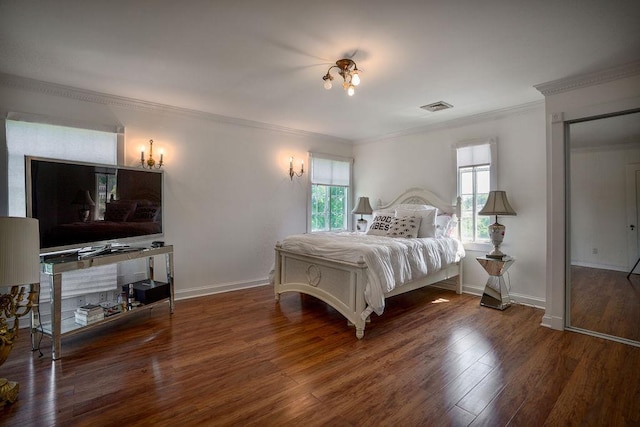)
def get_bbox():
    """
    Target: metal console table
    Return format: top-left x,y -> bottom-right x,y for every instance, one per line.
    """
36,245 -> 174,360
